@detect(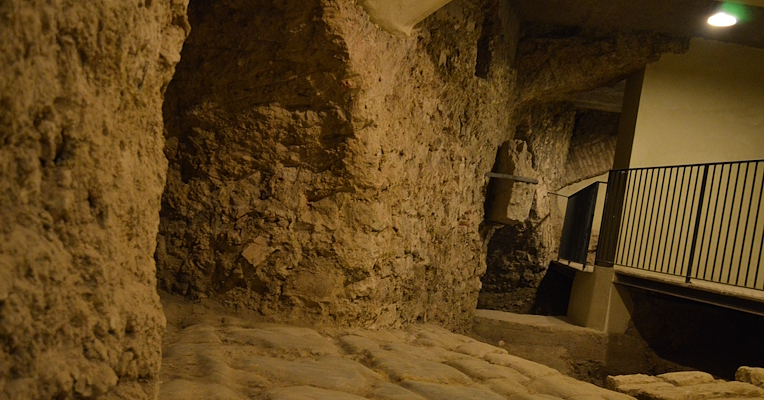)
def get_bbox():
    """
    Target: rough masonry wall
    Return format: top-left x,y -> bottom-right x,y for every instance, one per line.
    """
158,0 -> 519,330
516,26 -> 688,106
479,103 -> 575,313
477,25 -> 688,314
0,1 -> 188,398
